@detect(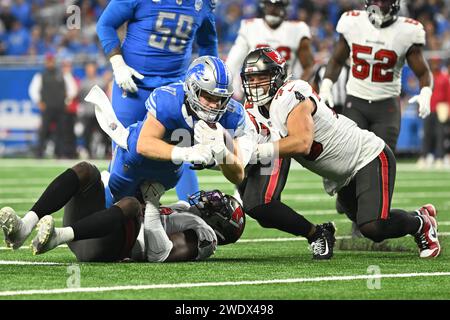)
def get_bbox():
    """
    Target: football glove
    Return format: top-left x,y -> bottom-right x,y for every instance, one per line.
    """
110,54 -> 144,93
409,87 -> 432,119
171,144 -> 213,166
319,78 -> 334,109
194,120 -> 228,162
